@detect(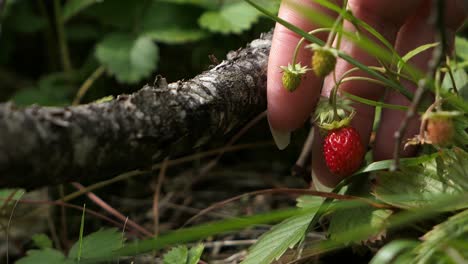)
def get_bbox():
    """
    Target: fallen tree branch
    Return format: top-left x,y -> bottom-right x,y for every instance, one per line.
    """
0,32 -> 273,189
